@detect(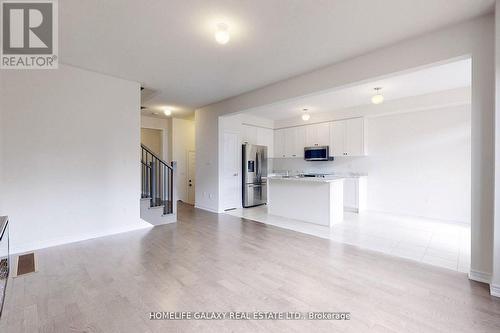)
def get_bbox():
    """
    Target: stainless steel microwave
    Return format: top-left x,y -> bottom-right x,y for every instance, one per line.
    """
304,146 -> 330,161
